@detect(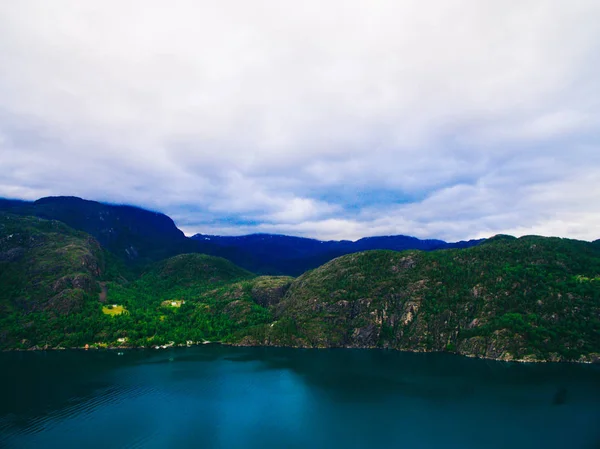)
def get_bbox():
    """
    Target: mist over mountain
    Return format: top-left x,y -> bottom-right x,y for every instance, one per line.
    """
0,196 -> 482,275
